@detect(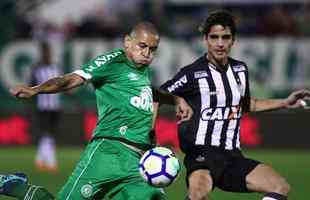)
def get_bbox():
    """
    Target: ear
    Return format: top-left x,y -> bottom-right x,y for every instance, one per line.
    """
231,36 -> 235,47
203,34 -> 208,45
204,34 -> 208,41
124,35 -> 131,49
